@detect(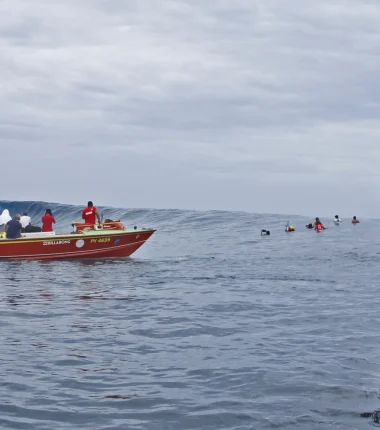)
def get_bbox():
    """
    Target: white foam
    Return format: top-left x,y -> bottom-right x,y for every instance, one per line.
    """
0,209 -> 11,225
